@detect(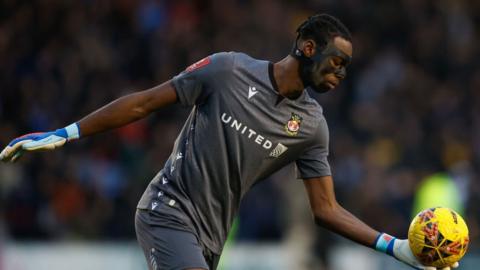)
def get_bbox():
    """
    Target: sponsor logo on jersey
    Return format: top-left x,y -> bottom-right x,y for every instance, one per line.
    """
185,56 -> 211,72
248,86 -> 258,99
269,143 -> 288,158
285,113 -> 302,136
221,112 -> 273,150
